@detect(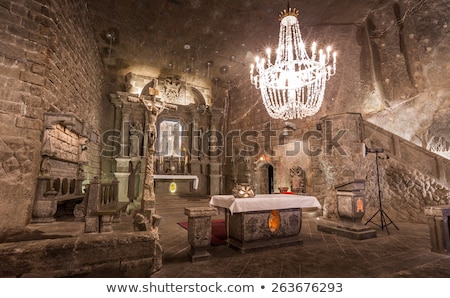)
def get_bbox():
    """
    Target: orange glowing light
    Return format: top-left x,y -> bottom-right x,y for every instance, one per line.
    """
356,198 -> 364,212
268,210 -> 281,233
